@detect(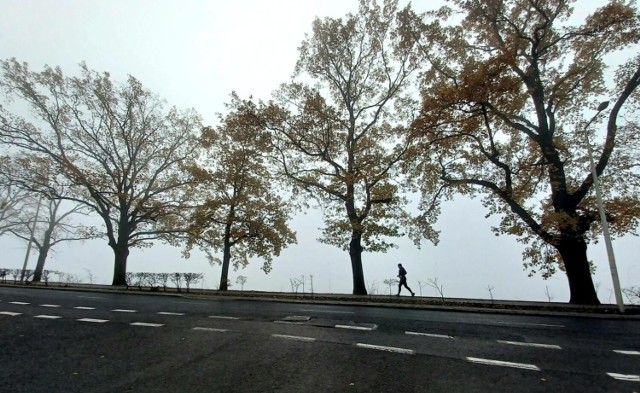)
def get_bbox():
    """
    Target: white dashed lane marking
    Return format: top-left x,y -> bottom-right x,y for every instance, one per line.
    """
613,350 -> 640,355
356,343 -> 414,355
0,311 -> 21,316
40,304 -> 61,308
130,322 -> 164,327
192,327 -> 228,333
405,331 -> 454,339
78,318 -> 109,323
272,334 -> 316,342
77,296 -> 105,299
335,324 -> 376,331
112,309 -> 137,313
34,315 -> 62,319
74,306 -> 96,310
208,315 -> 240,320
157,312 -> 185,316
497,340 -> 561,349
466,357 -> 540,371
607,372 -> 640,382
9,302 -> 30,305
